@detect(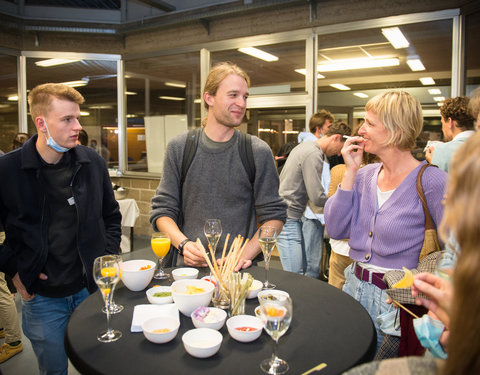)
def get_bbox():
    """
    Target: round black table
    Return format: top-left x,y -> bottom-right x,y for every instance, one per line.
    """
66,250 -> 376,375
